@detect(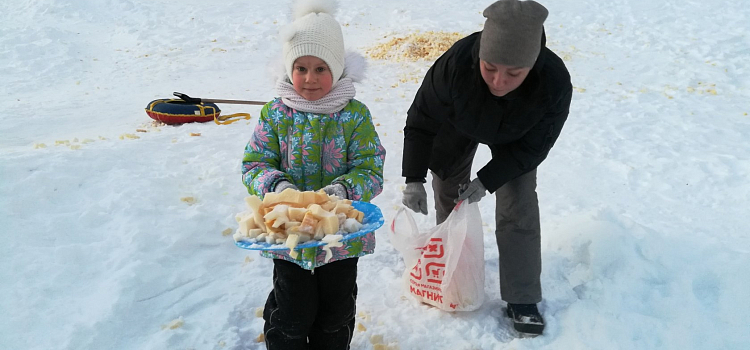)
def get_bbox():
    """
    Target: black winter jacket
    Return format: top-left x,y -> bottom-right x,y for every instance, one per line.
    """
402,31 -> 572,192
